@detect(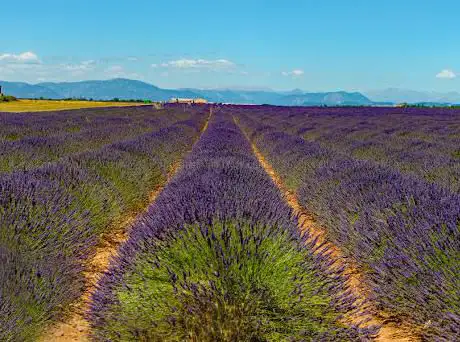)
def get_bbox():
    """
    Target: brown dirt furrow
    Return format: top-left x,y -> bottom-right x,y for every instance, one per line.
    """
40,109 -> 212,341
40,165 -> 178,342
242,125 -> 419,341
